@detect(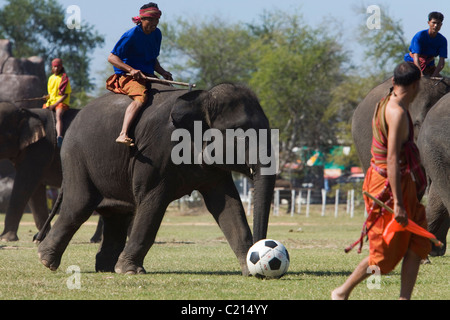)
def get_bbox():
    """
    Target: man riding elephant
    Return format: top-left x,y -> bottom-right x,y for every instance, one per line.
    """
404,11 -> 447,77
106,2 -> 172,147
42,58 -> 72,148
